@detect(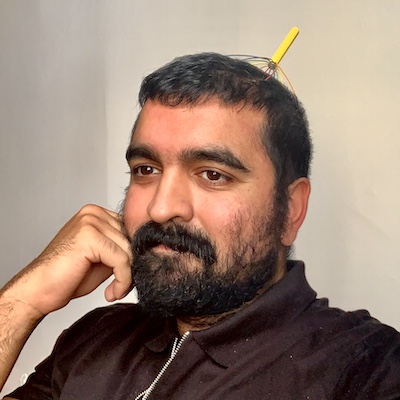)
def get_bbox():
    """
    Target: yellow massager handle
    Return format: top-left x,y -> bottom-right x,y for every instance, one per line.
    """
271,27 -> 300,66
